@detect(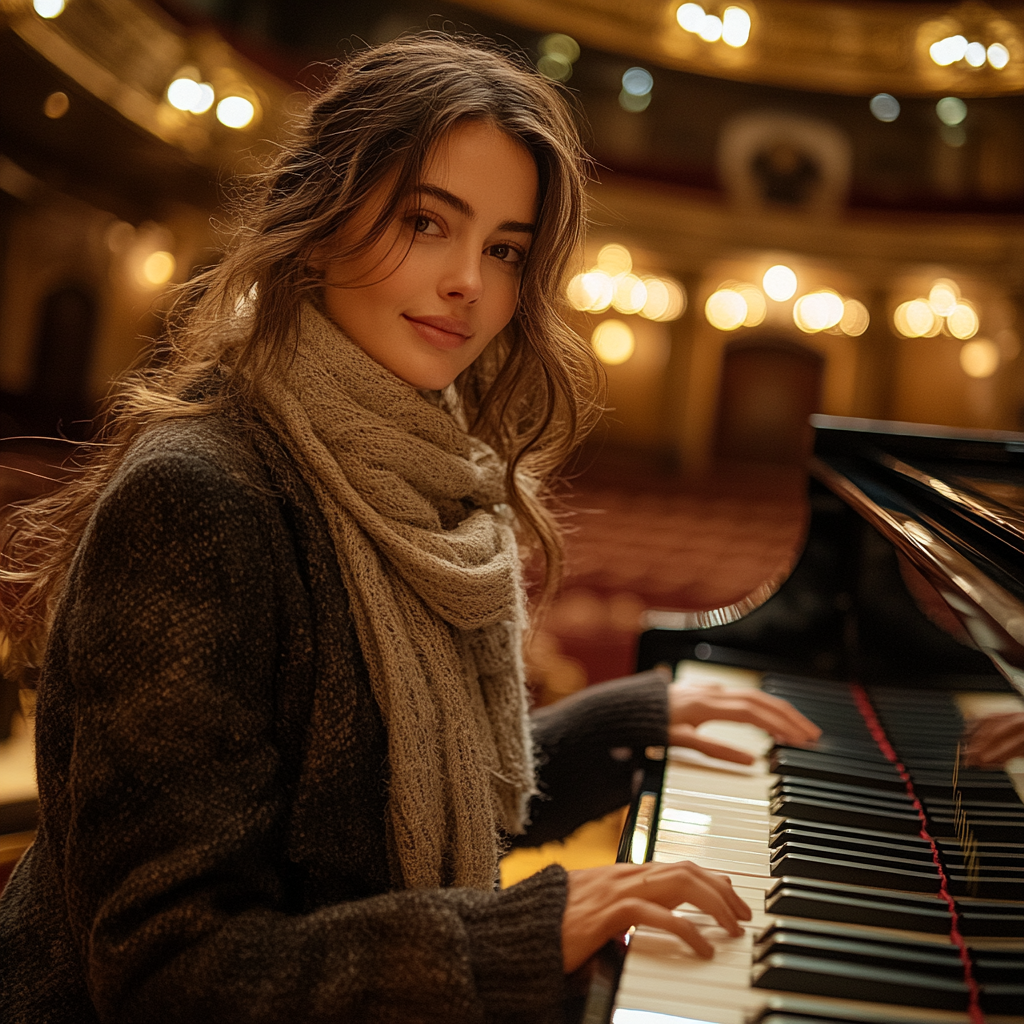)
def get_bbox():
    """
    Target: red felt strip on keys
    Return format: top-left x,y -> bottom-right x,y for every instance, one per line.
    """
850,682 -> 984,1024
